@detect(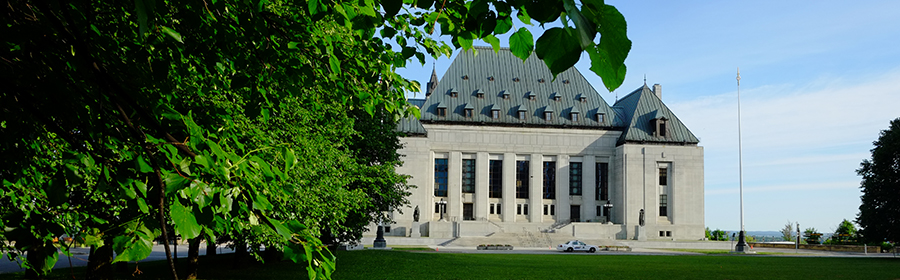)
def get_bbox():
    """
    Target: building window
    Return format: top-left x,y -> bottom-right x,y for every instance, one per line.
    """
496,203 -> 501,215
462,159 -> 475,193
518,111 -> 527,120
435,202 -> 445,214
543,161 -> 556,199
516,160 -> 529,198
463,203 -> 474,221
550,204 -> 555,215
659,167 -> 668,186
569,162 -> 583,195
437,107 -> 446,117
596,205 -> 602,216
553,96 -> 561,101
580,96 -> 587,102
570,112 -> 579,122
434,159 -> 448,197
489,160 -> 502,198
384,226 -> 391,233
543,205 -> 548,215
503,93 -> 510,100
544,111 -> 553,121
596,113 -> 605,122
654,118 -> 668,137
659,194 -> 668,217
524,204 -> 529,215
491,110 -> 500,119
477,92 -> 484,98
660,231 -> 665,237
464,108 -> 473,118
659,121 -> 667,137
451,91 -> 458,97
517,204 -> 522,215
596,162 -> 608,201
